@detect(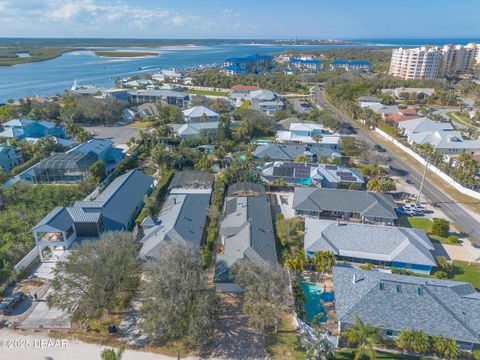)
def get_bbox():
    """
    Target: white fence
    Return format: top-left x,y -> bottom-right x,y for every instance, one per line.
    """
14,247 -> 39,272
375,127 -> 480,201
